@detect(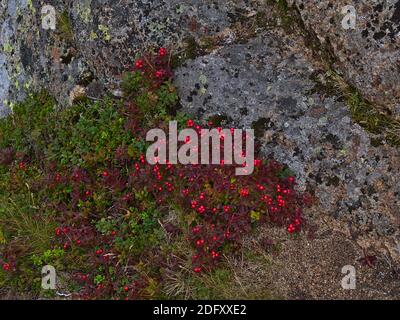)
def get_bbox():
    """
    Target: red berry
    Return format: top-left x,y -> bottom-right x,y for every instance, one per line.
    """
76,240 -> 81,245
55,228 -> 62,236
124,286 -> 129,292
158,47 -> 167,57
63,243 -> 69,250
197,205 -> 206,214
191,200 -> 198,209
155,70 -> 165,78
196,239 -> 205,247
192,226 -> 201,234
96,249 -> 103,255
194,267 -> 202,273
2,263 -> 10,271
287,224 -> 296,234
135,59 -> 144,69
